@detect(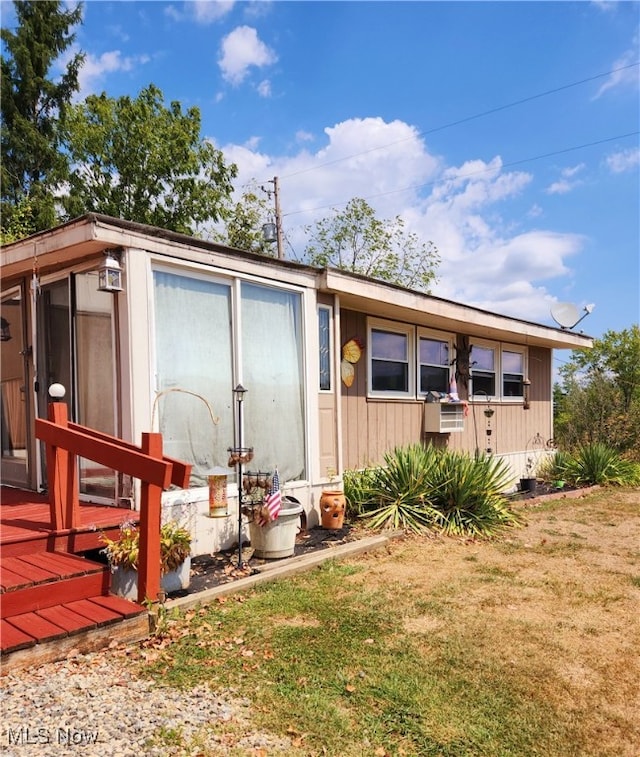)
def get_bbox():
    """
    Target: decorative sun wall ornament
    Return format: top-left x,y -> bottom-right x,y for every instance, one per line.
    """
342,337 -> 364,364
341,336 -> 364,387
